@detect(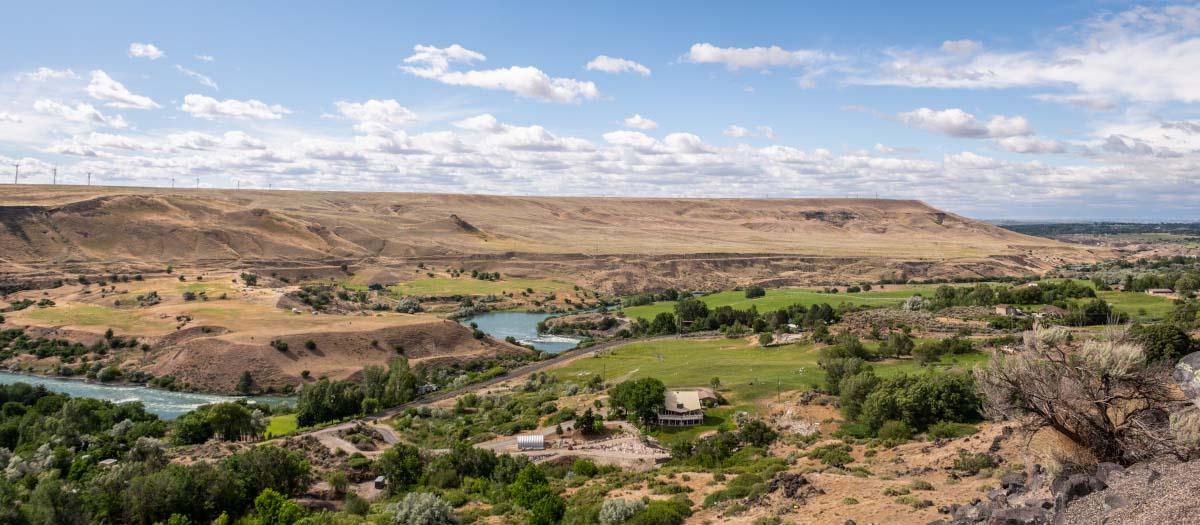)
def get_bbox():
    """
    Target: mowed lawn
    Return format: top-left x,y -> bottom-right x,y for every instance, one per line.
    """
619,287 -> 922,320
553,336 -> 988,444
265,414 -> 299,437
385,277 -> 576,297
1095,291 -> 1178,321
552,337 -> 989,406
